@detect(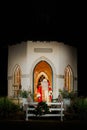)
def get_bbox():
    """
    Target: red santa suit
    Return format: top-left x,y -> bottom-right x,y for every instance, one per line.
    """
37,85 -> 42,102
